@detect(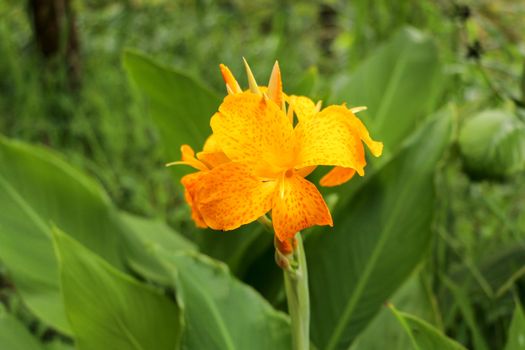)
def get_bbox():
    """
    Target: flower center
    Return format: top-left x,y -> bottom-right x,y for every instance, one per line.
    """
285,168 -> 294,178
